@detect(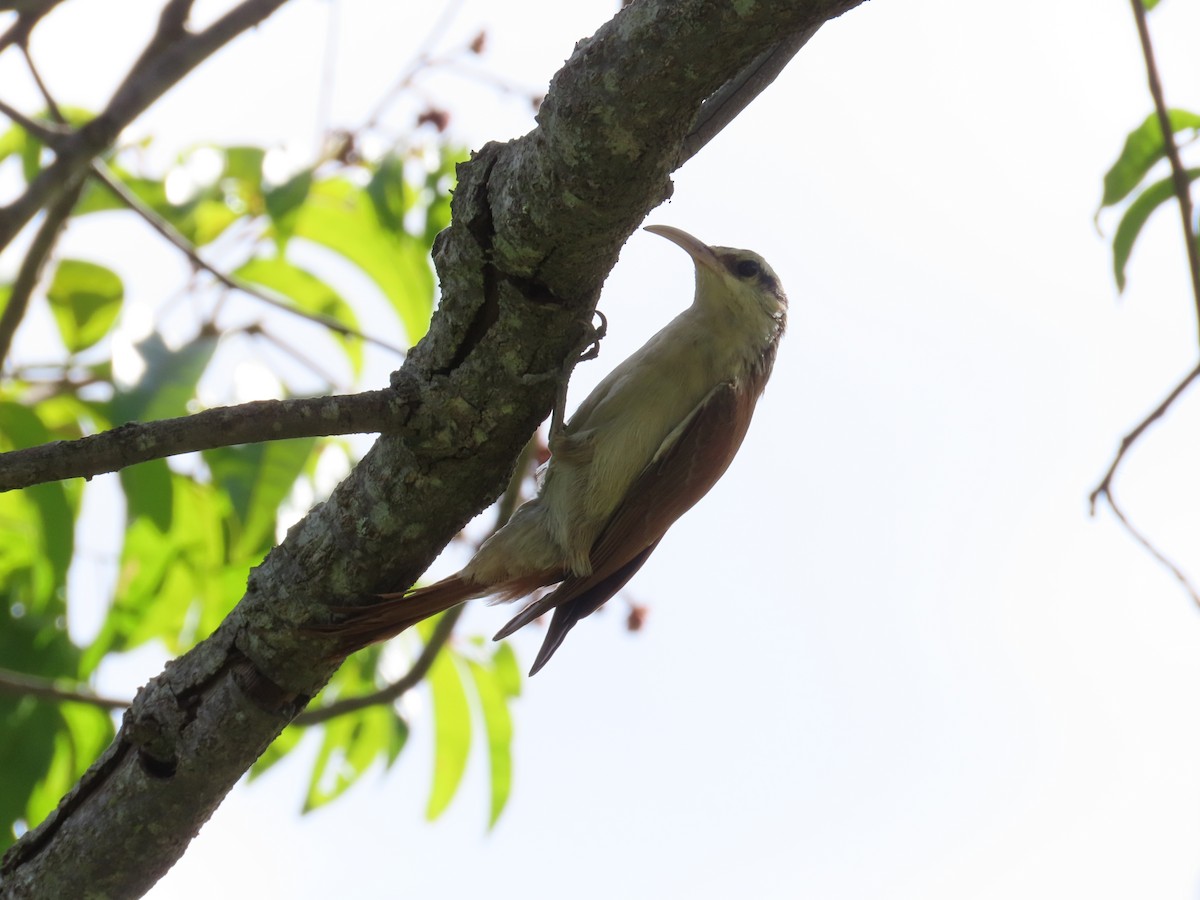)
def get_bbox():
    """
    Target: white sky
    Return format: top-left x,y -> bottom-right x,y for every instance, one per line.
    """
4,1 -> 1200,898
